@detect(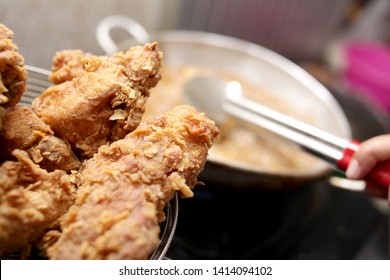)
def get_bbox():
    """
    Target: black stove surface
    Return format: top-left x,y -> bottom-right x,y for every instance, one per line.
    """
166,182 -> 389,260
